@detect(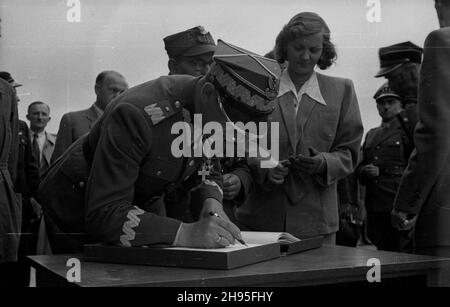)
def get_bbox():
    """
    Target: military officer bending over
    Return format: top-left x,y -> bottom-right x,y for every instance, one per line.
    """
38,40 -> 280,253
